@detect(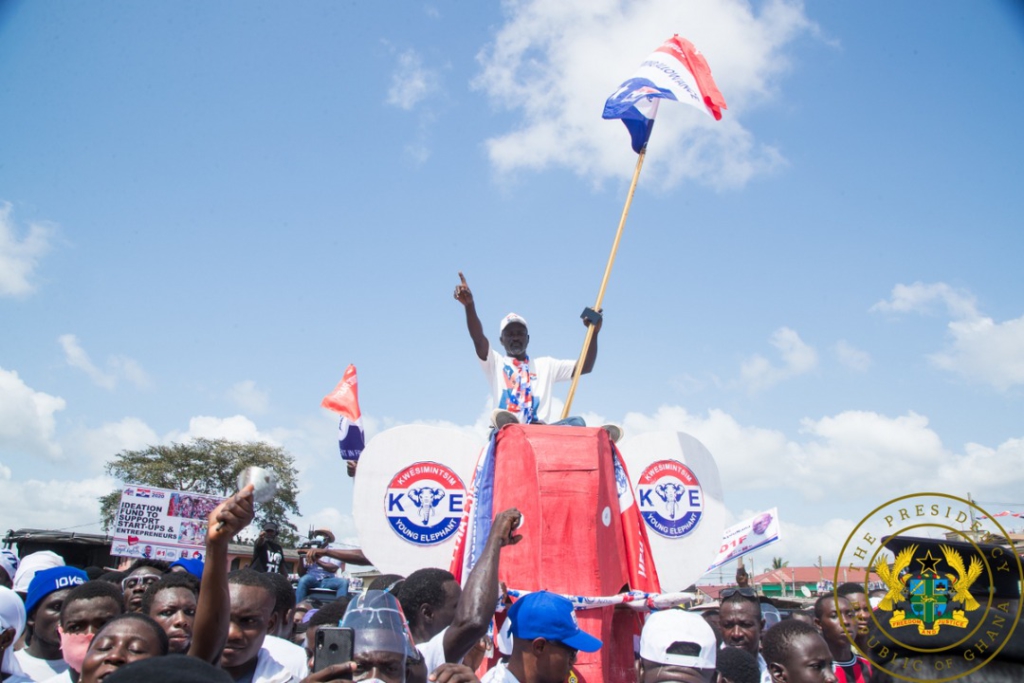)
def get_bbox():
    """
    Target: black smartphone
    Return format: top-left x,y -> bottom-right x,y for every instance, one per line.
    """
314,626 -> 355,674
